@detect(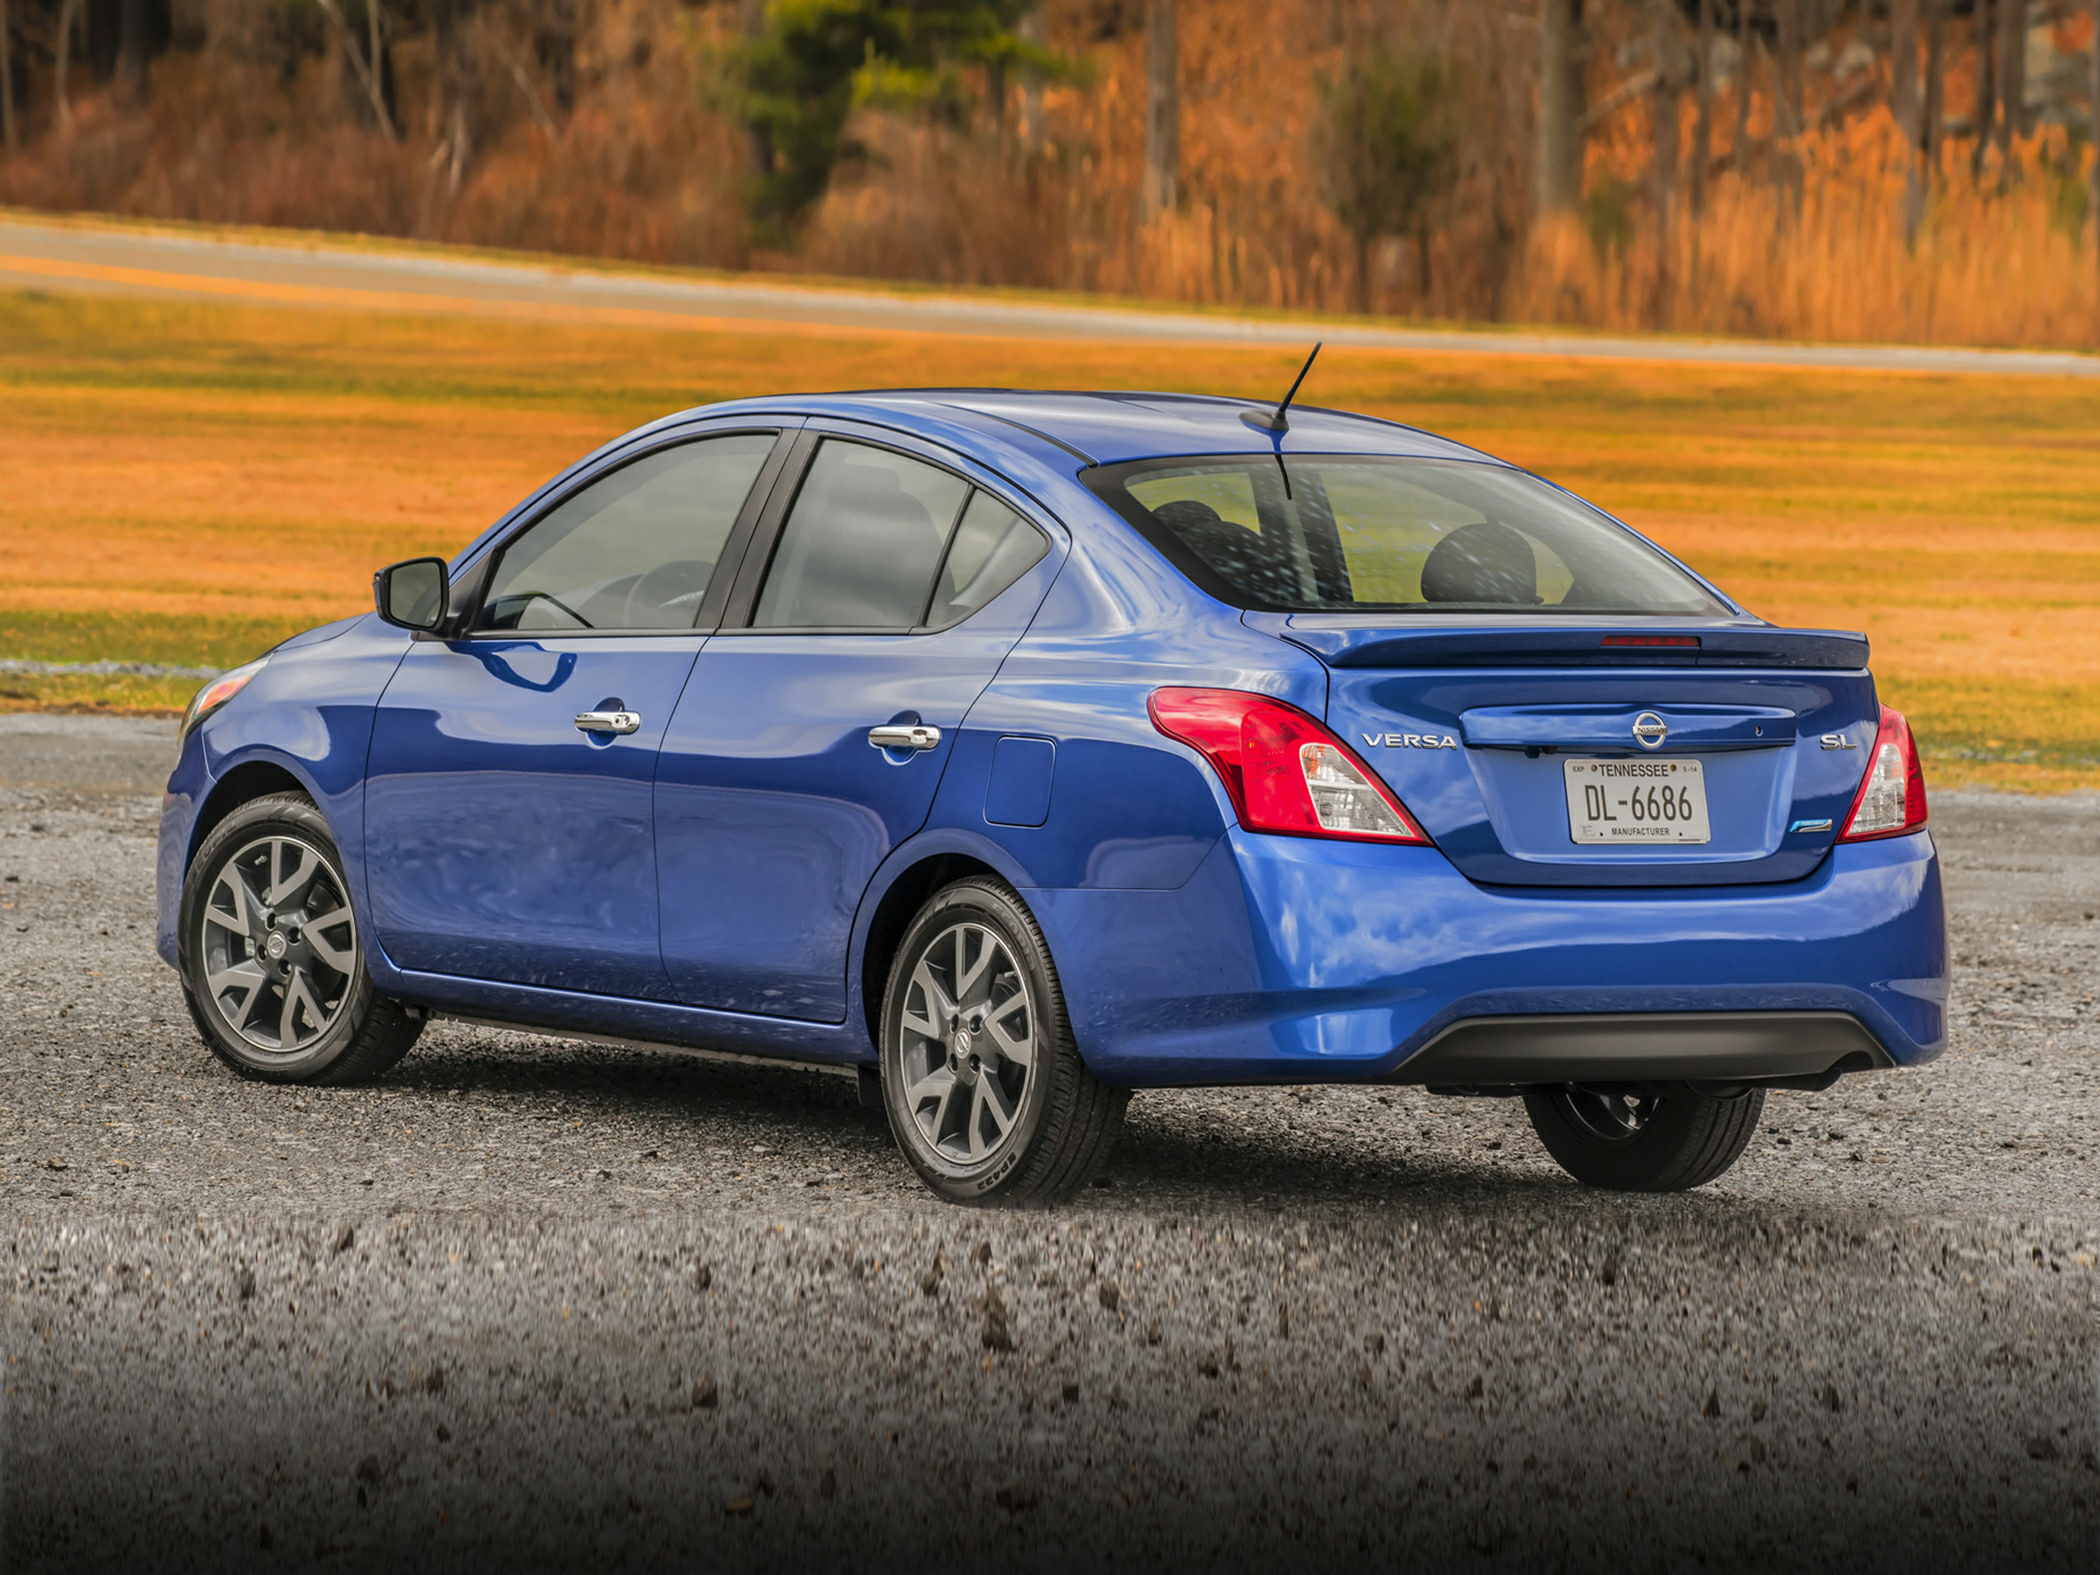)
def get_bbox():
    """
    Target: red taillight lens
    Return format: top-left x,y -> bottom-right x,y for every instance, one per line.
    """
1148,688 -> 1429,844
1838,704 -> 1928,841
